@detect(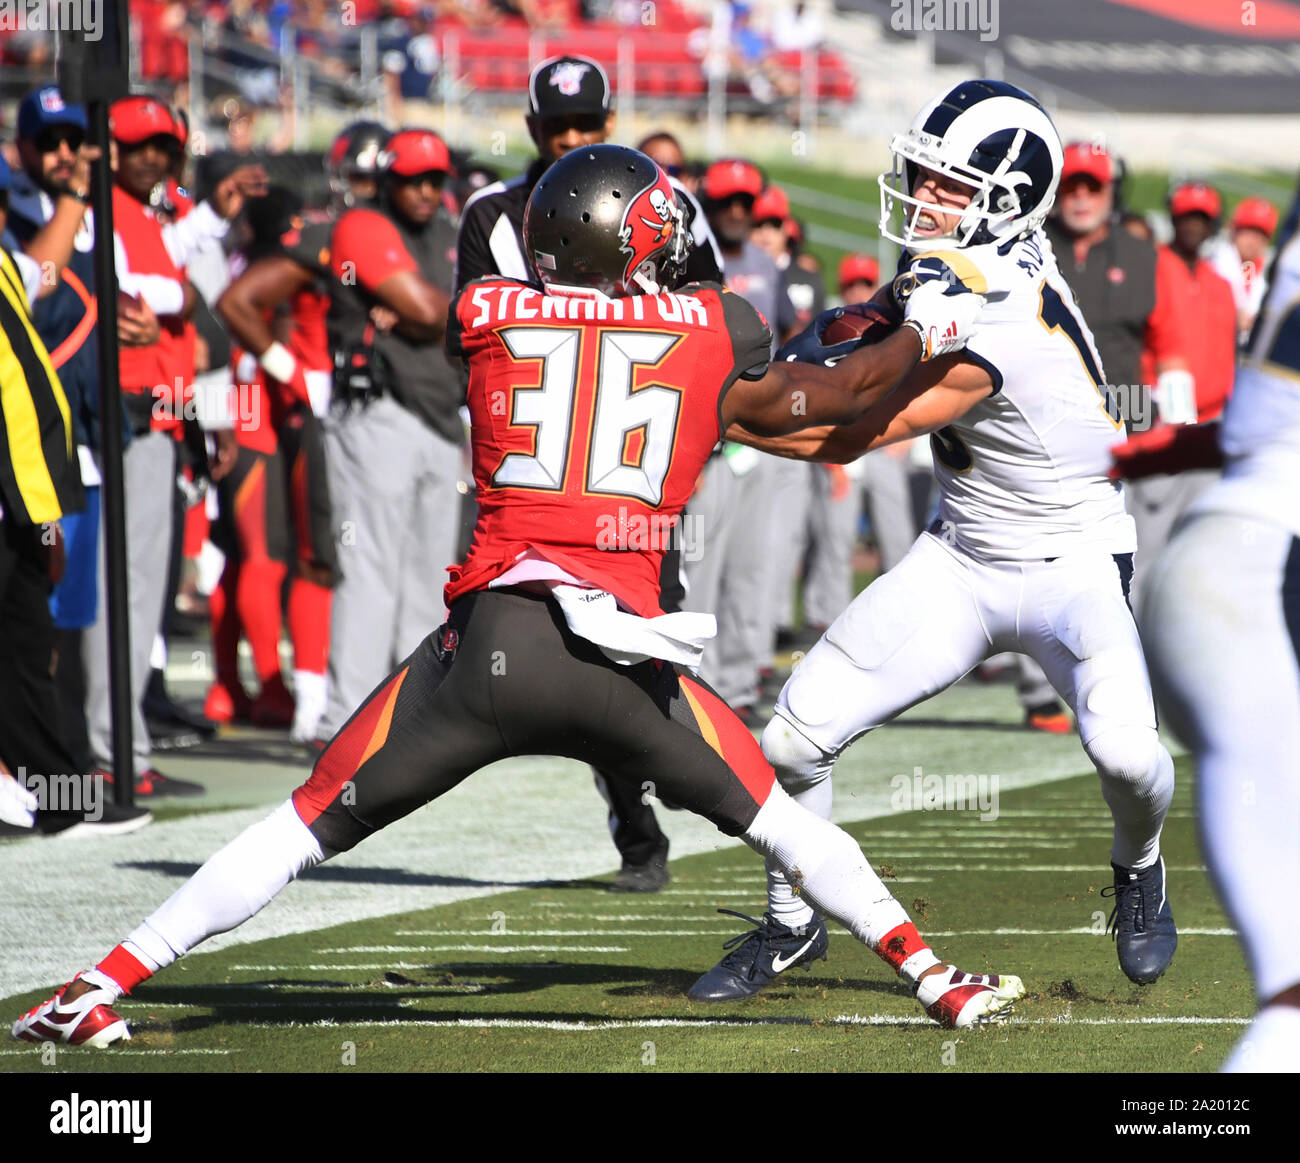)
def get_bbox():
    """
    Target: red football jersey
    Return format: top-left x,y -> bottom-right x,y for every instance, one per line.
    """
445,278 -> 772,617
